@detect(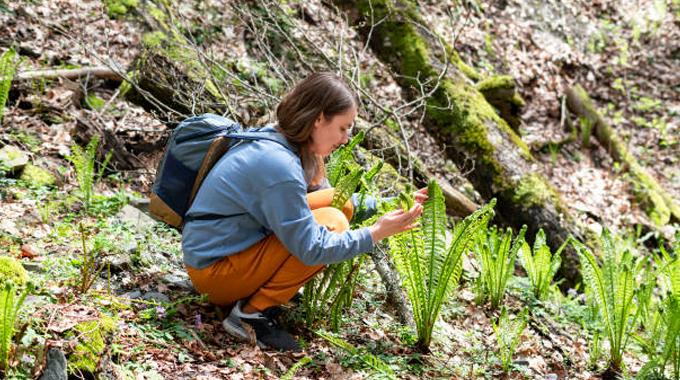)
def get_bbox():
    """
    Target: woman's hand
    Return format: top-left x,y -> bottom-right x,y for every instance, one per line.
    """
368,204 -> 423,243
413,187 -> 428,205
